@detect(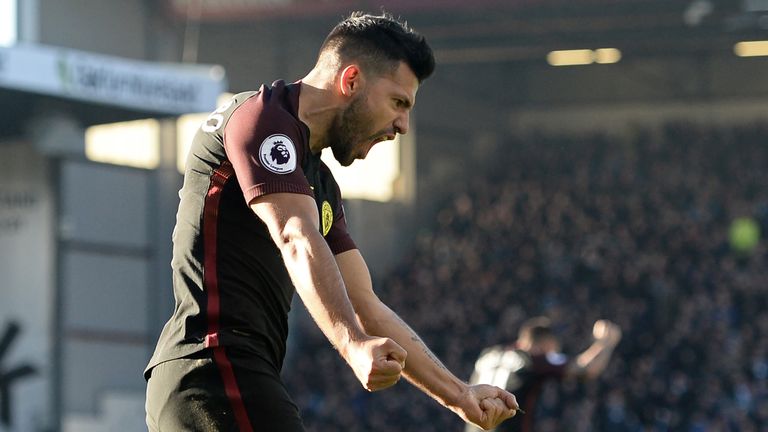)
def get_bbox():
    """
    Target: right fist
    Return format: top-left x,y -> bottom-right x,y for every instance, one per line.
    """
456,384 -> 520,430
346,337 -> 407,391
593,320 -> 622,345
